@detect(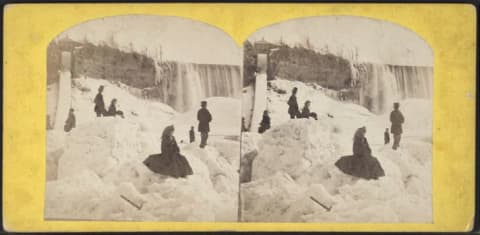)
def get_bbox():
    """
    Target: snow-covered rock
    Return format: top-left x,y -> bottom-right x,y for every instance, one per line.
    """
46,77 -> 240,222
252,118 -> 339,180
242,78 -> 432,223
